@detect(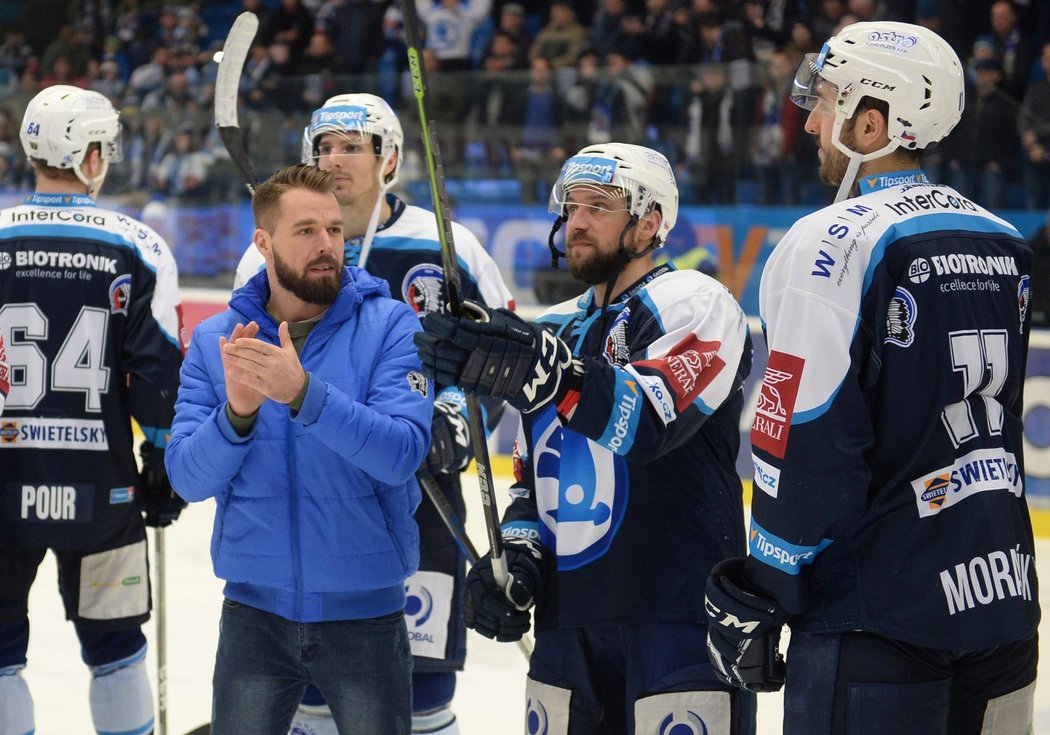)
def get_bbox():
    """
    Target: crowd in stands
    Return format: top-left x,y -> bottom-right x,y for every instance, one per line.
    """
0,0 -> 1049,210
